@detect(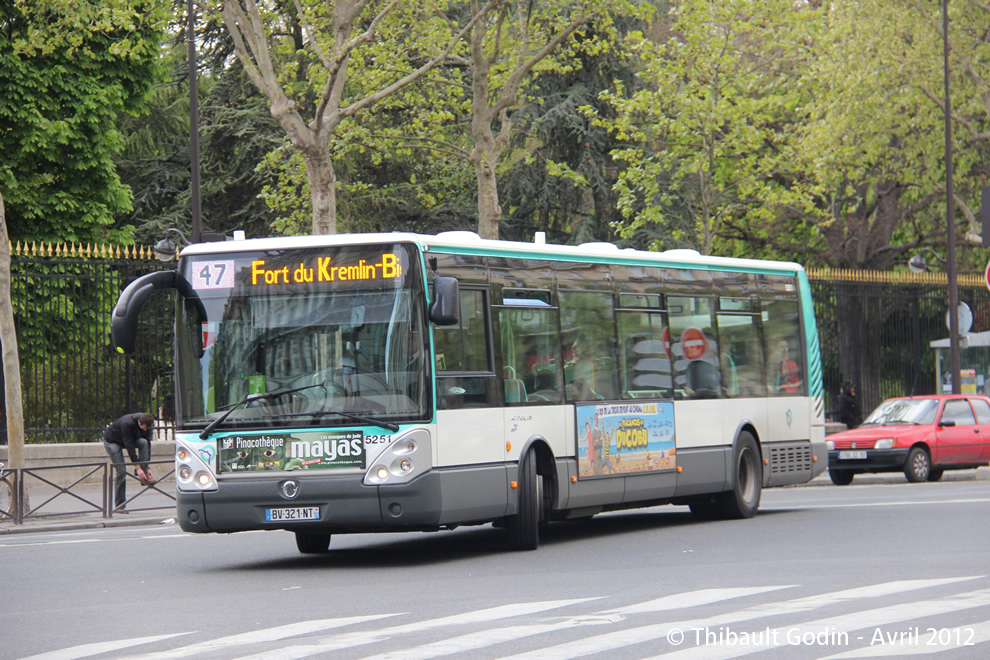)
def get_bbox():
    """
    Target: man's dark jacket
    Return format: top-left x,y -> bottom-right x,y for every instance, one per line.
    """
103,413 -> 152,463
